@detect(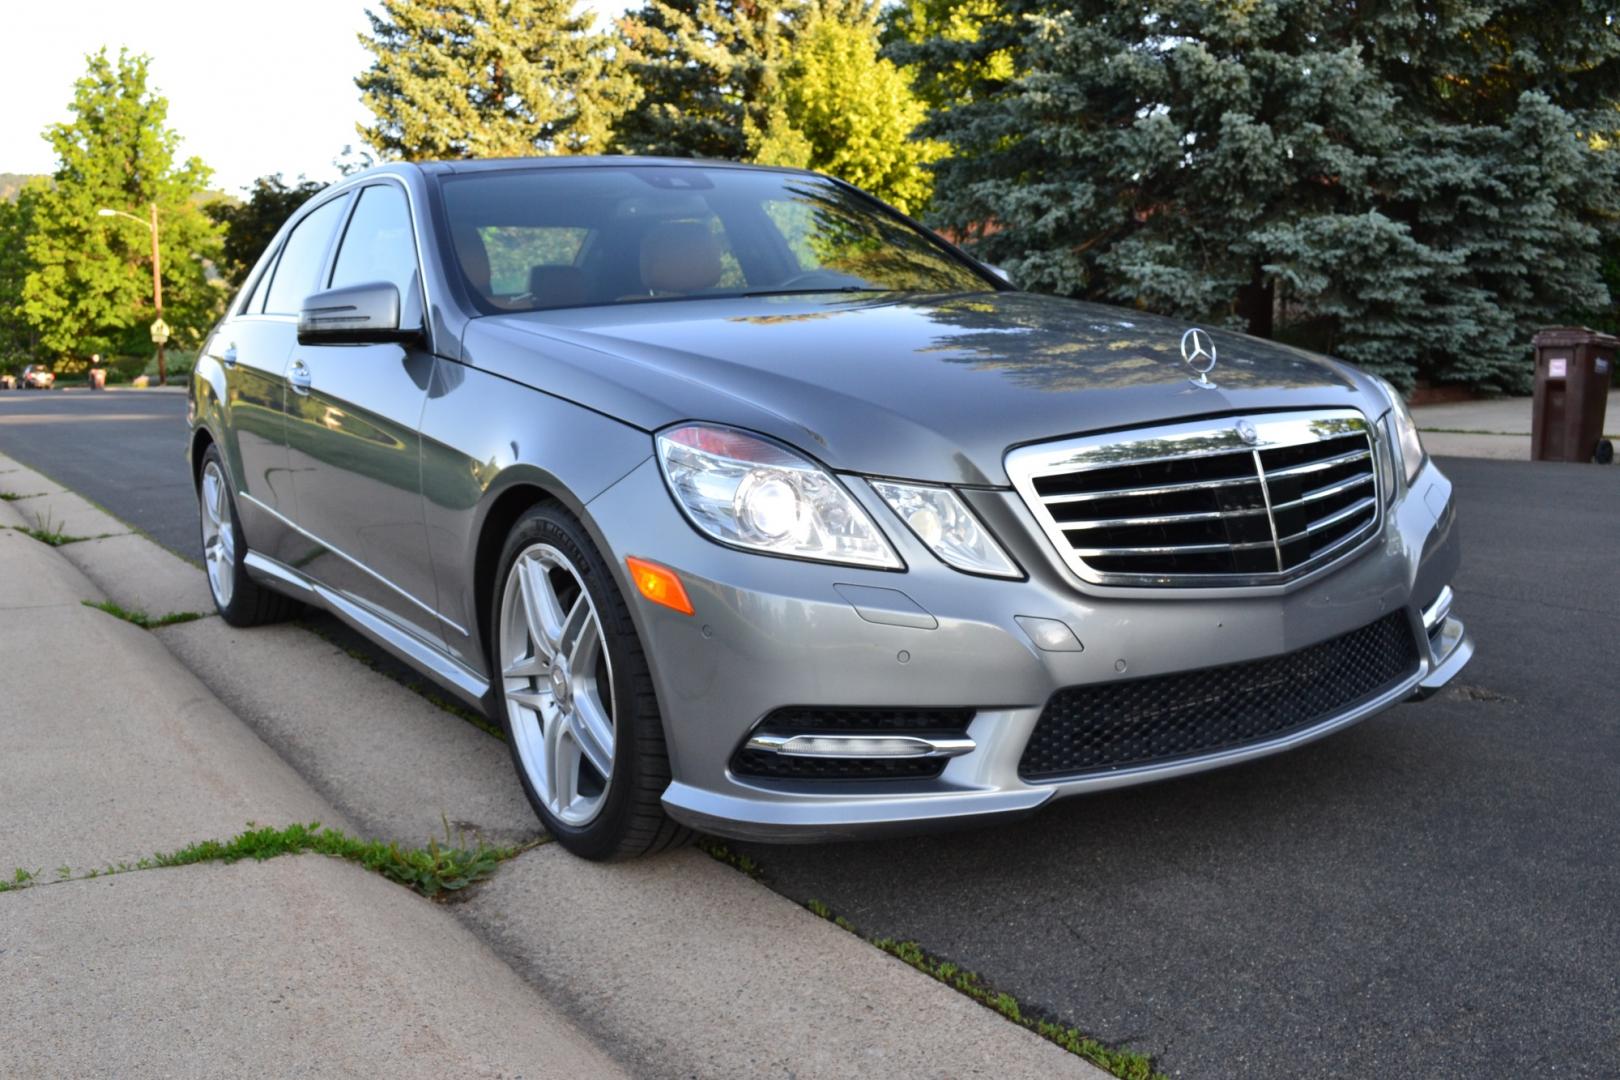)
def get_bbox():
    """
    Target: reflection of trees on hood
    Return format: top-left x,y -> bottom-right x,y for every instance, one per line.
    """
900,294 -> 1343,395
